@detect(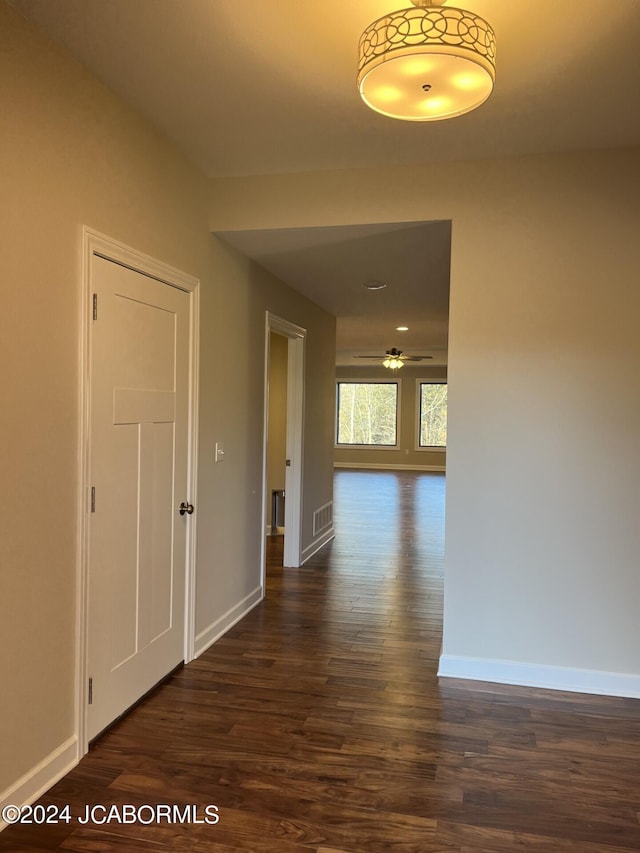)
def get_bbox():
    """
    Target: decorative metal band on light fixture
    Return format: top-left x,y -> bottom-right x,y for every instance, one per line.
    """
357,5 -> 496,121
357,8 -> 496,79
